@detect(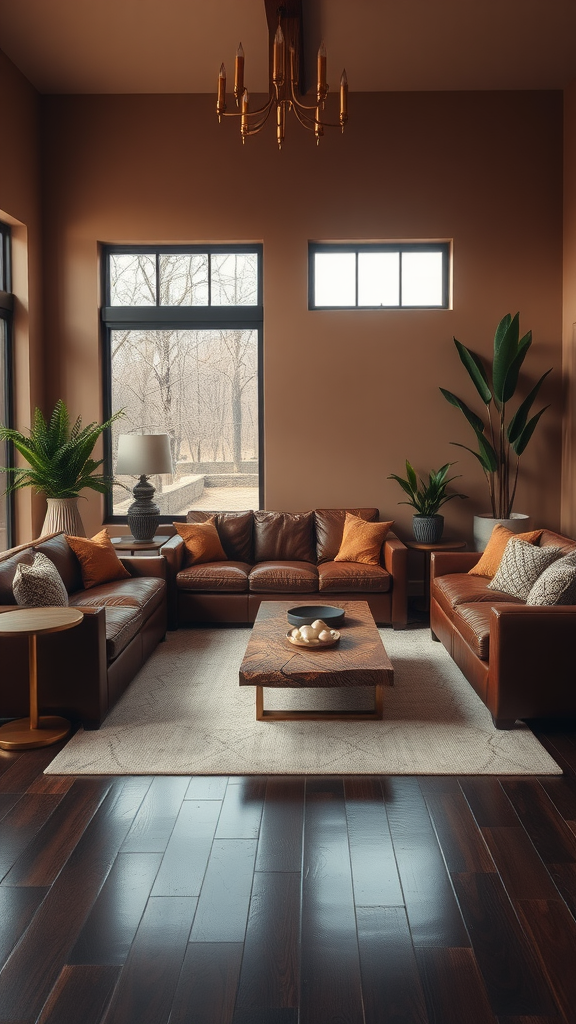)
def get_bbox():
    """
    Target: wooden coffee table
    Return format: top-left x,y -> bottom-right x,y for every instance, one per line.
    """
239,600 -> 394,721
